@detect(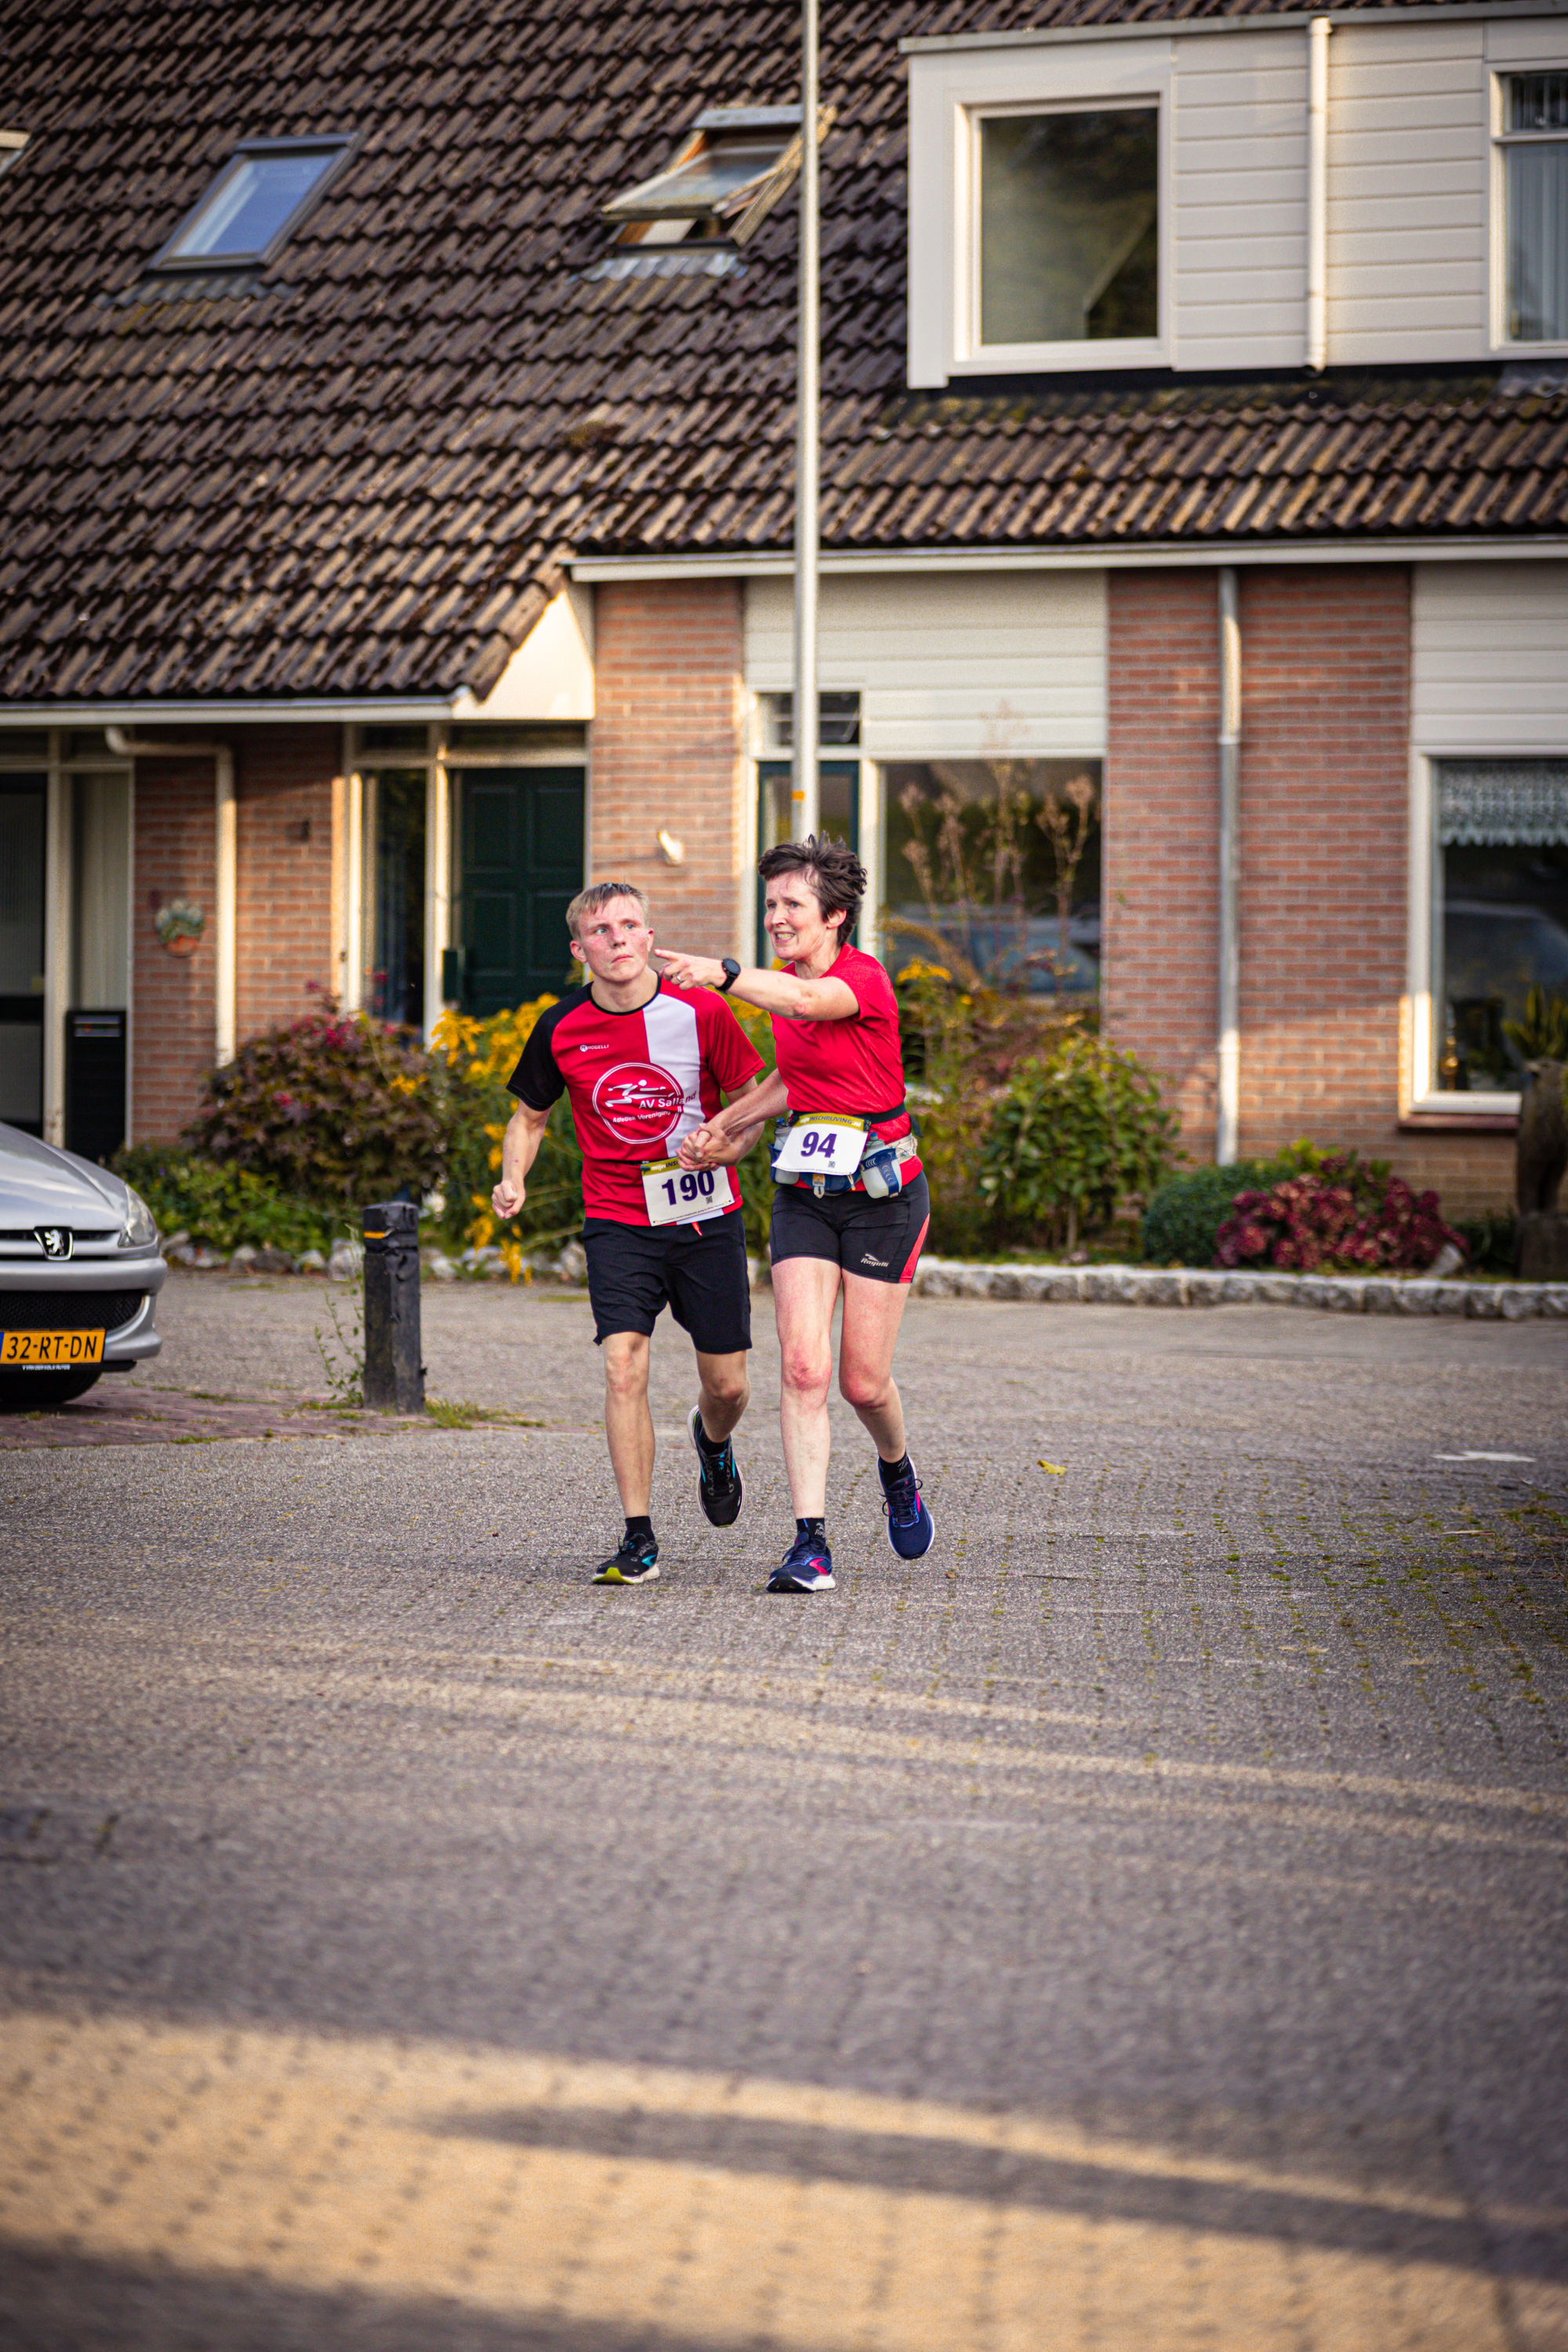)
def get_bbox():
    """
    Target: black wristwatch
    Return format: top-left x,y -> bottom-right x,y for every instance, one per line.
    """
717,957 -> 742,993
